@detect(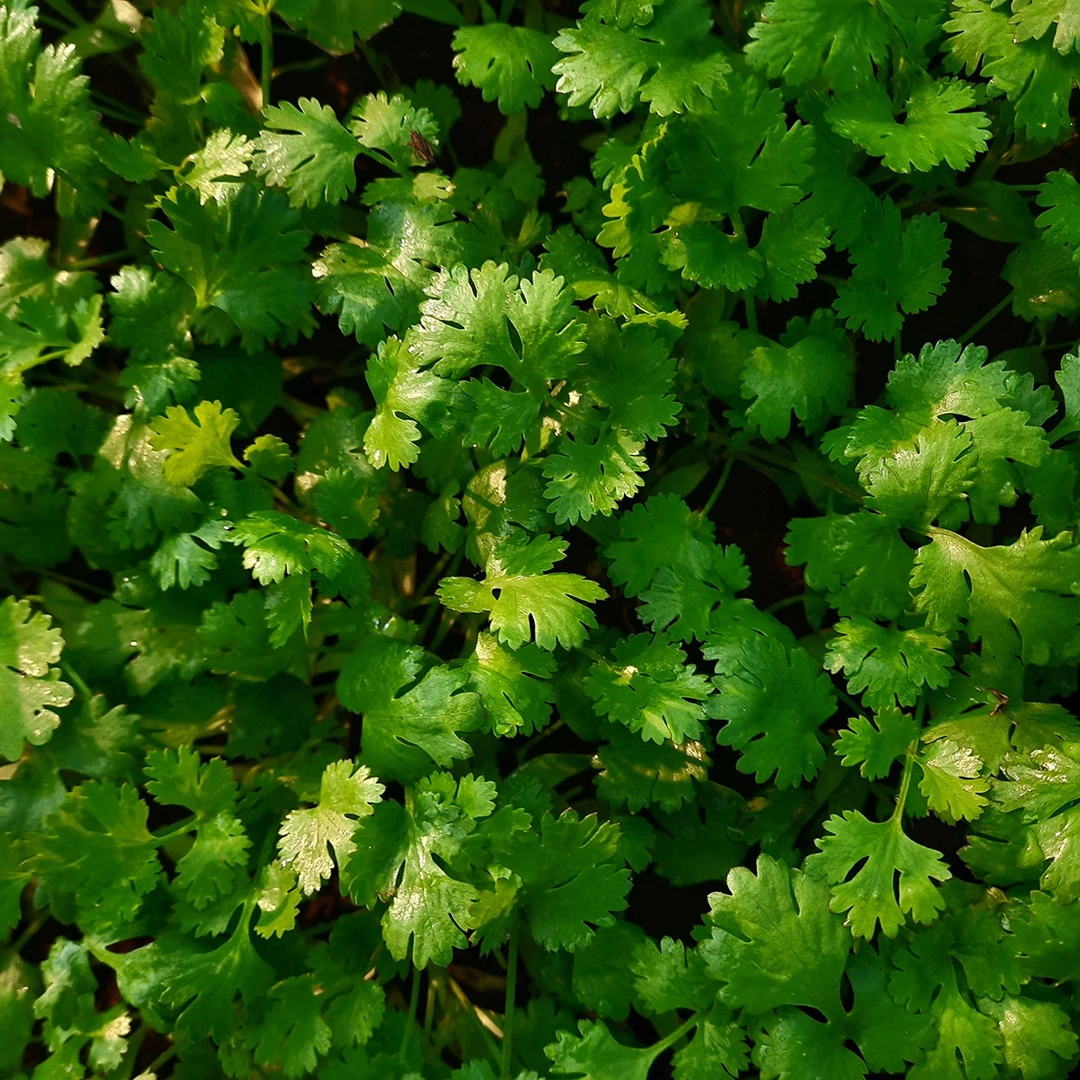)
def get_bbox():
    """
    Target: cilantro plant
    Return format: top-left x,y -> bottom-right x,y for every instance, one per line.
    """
6,0 -> 1080,1077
